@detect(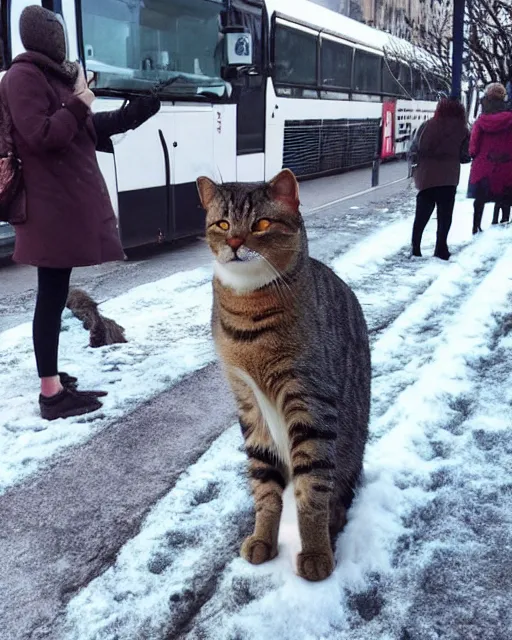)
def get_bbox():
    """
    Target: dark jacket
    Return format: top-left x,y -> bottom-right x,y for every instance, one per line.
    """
3,52 -> 158,268
411,116 -> 470,192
